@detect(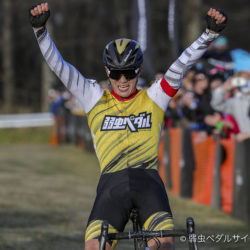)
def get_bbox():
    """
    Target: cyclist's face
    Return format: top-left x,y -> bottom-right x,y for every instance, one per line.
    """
105,67 -> 139,98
